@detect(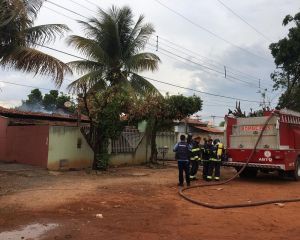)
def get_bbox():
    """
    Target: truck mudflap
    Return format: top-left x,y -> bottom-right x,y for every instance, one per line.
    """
222,161 -> 285,170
